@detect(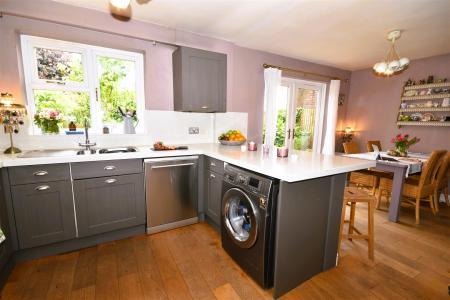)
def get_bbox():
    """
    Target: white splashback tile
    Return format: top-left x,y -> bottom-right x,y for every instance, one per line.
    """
0,110 -> 248,151
214,112 -> 248,142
